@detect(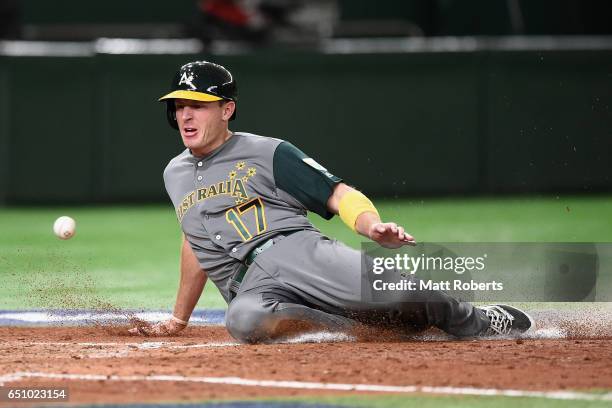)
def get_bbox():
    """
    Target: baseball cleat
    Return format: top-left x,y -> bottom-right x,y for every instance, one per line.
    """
480,304 -> 534,336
